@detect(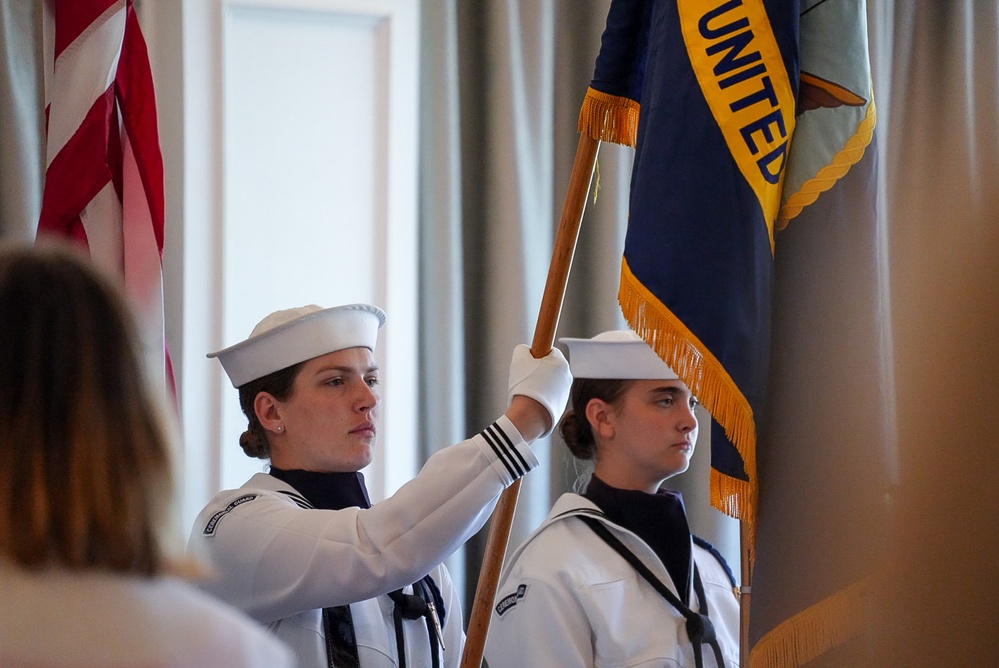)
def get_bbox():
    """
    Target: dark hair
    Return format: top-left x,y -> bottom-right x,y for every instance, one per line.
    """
236,362 -> 303,459
558,378 -> 633,460
0,242 -> 178,574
